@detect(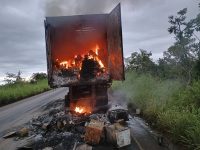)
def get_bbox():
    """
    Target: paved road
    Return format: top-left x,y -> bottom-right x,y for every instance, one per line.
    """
0,88 -> 67,136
